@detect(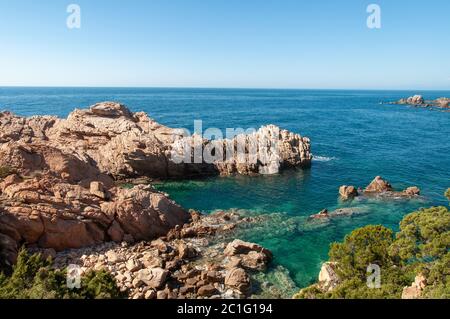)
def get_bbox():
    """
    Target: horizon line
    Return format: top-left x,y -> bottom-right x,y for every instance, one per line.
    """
1,85 -> 450,92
